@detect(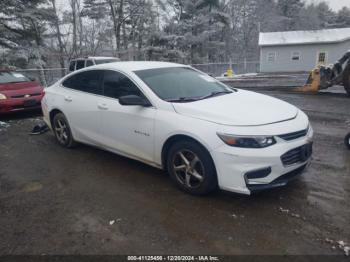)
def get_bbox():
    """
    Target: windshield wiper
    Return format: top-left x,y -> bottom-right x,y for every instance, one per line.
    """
166,97 -> 200,103
166,90 -> 233,103
199,90 -> 233,100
